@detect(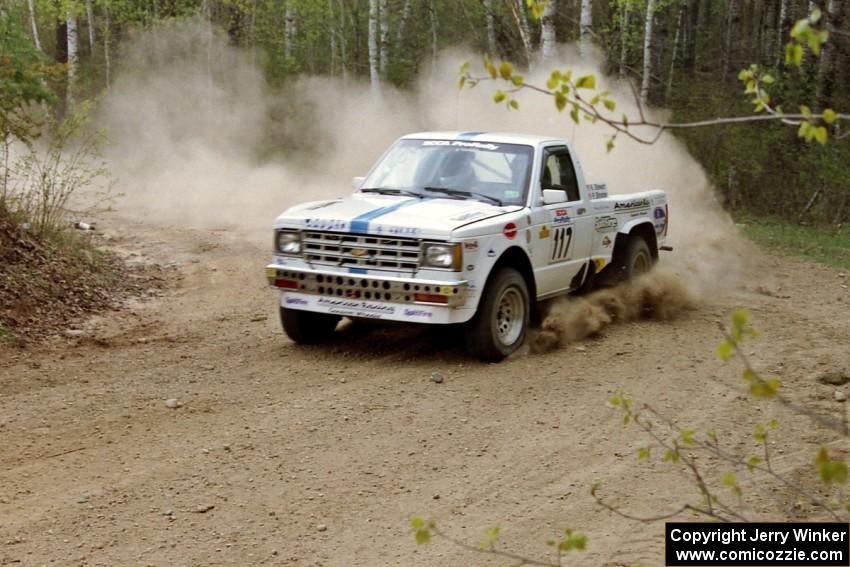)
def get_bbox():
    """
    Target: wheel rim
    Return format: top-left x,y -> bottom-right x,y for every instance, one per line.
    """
632,251 -> 651,275
494,285 -> 525,346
